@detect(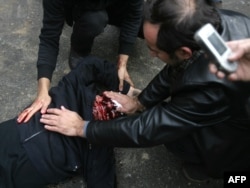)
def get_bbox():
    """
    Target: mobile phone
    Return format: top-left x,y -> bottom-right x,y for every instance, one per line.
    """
194,23 -> 237,73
